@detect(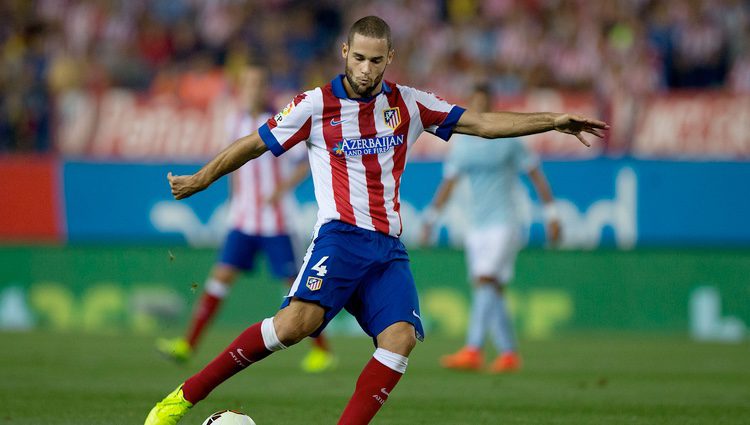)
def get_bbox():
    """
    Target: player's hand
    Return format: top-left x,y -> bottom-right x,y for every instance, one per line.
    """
167,172 -> 205,200
547,219 -> 562,246
553,114 -> 609,147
